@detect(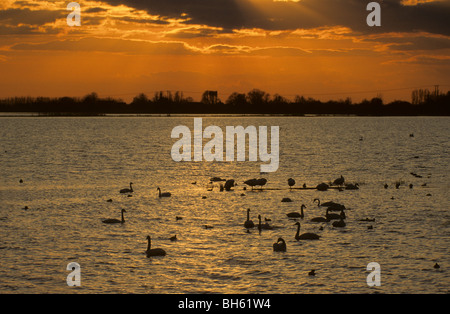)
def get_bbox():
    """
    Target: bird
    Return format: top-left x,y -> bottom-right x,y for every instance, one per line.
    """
313,199 -> 339,207
224,179 -> 235,191
395,182 -> 401,189
106,199 -> 113,202
169,235 -> 177,241
367,225 -> 373,230
288,178 -> 295,189
286,204 -> 306,218
176,216 -> 183,221
332,218 -> 346,228
145,236 -> 166,257
308,269 -> 316,276
244,178 -> 258,190
258,215 -> 273,230
409,184 -> 413,189
273,238 -> 287,252
102,209 -> 126,224
19,179 -> 23,184
244,208 -> 255,229
120,182 -> 133,194
310,215 -> 329,223
434,263 -> 440,269
333,175 -> 345,186
302,183 -> 307,188
326,209 -> 345,220
157,187 -> 171,198
281,197 -> 293,202
384,184 -> 388,189
345,183 -> 359,190
294,222 -> 320,240
316,183 -> 329,191
204,225 -> 213,229
255,178 -> 267,189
